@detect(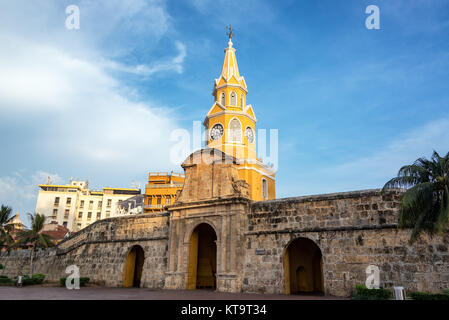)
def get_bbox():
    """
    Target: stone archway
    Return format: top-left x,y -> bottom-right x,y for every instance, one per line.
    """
124,245 -> 145,288
284,237 -> 324,294
187,223 -> 217,290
